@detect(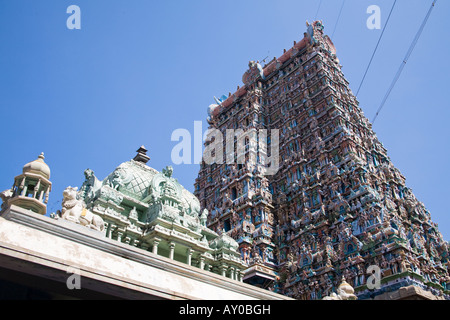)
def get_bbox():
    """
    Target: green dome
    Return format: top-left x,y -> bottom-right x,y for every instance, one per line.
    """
105,160 -> 158,201
210,232 -> 239,251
